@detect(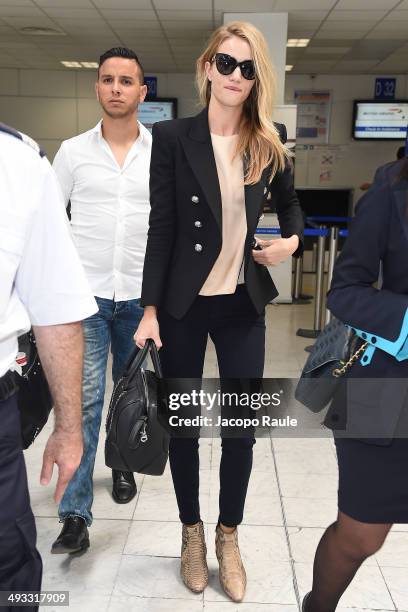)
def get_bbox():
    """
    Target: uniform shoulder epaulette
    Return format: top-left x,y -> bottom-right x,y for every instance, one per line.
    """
0,122 -> 46,157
